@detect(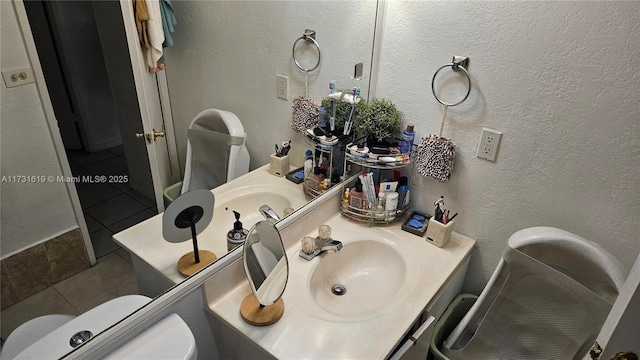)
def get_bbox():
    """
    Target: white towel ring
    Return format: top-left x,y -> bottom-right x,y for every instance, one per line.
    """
431,57 -> 471,107
292,30 -> 321,73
